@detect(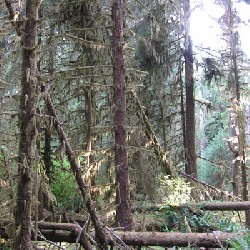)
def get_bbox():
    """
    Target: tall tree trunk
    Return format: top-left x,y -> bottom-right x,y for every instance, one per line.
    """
232,37 -> 250,229
14,0 -> 41,249
246,106 -> 250,146
230,109 -> 240,196
224,0 -> 250,228
245,106 -> 250,227
112,0 -> 133,230
36,6 -> 44,223
184,0 -> 197,178
79,2 -> 98,200
43,22 -> 54,182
